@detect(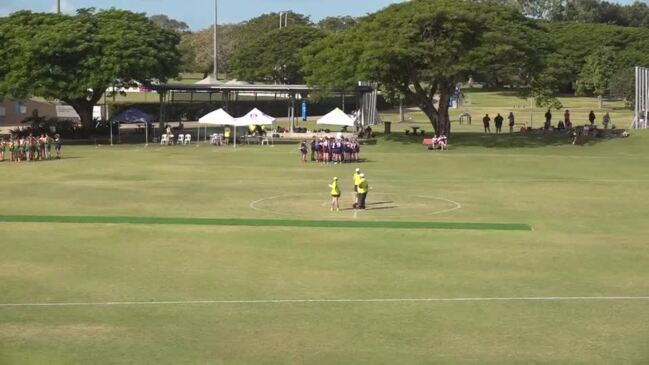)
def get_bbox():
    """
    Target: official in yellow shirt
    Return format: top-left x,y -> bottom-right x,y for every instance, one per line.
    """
356,173 -> 369,209
329,177 -> 341,211
352,168 -> 362,207
224,127 -> 231,144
